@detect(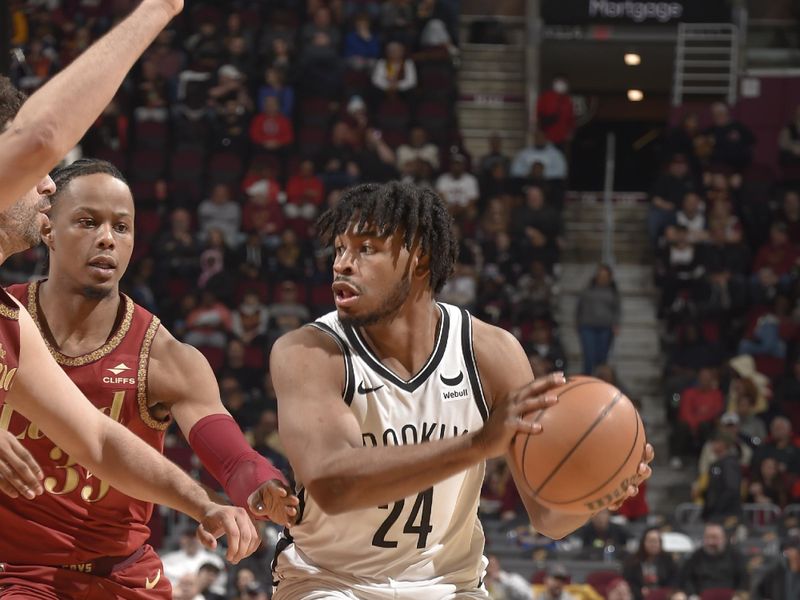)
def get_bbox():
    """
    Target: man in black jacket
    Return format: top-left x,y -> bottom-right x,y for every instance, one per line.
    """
702,431 -> 743,522
753,535 -> 800,600
680,522 -> 748,596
